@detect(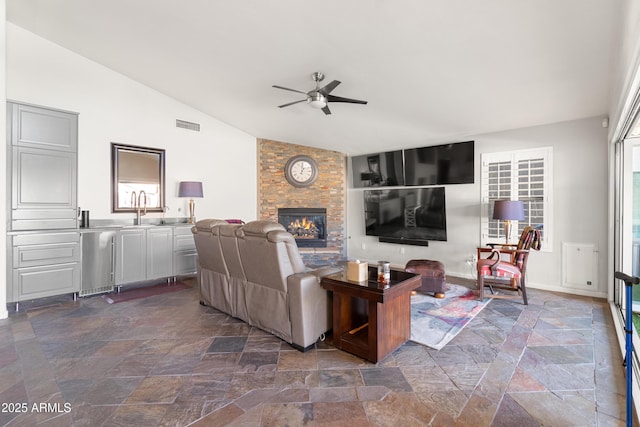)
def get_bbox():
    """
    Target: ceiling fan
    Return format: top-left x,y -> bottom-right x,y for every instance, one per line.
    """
273,72 -> 367,115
